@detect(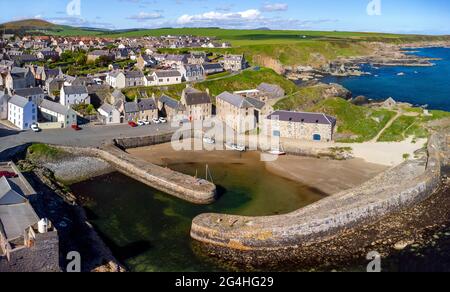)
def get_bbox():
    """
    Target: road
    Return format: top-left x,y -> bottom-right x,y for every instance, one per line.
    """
0,122 -> 176,157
